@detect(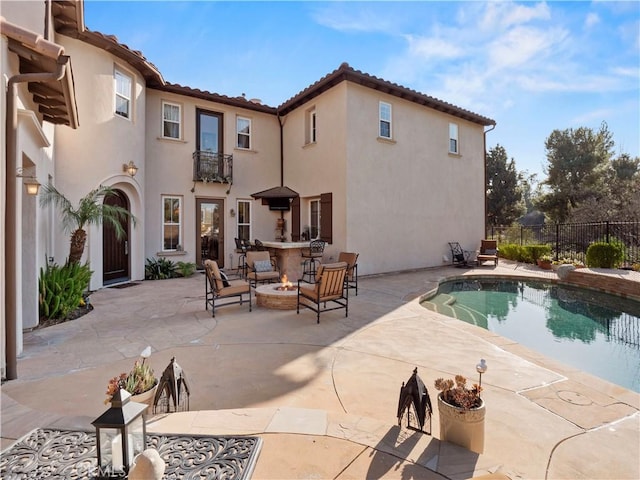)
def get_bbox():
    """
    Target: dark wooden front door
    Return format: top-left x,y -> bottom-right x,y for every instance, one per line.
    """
103,190 -> 130,284
196,198 -> 224,268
